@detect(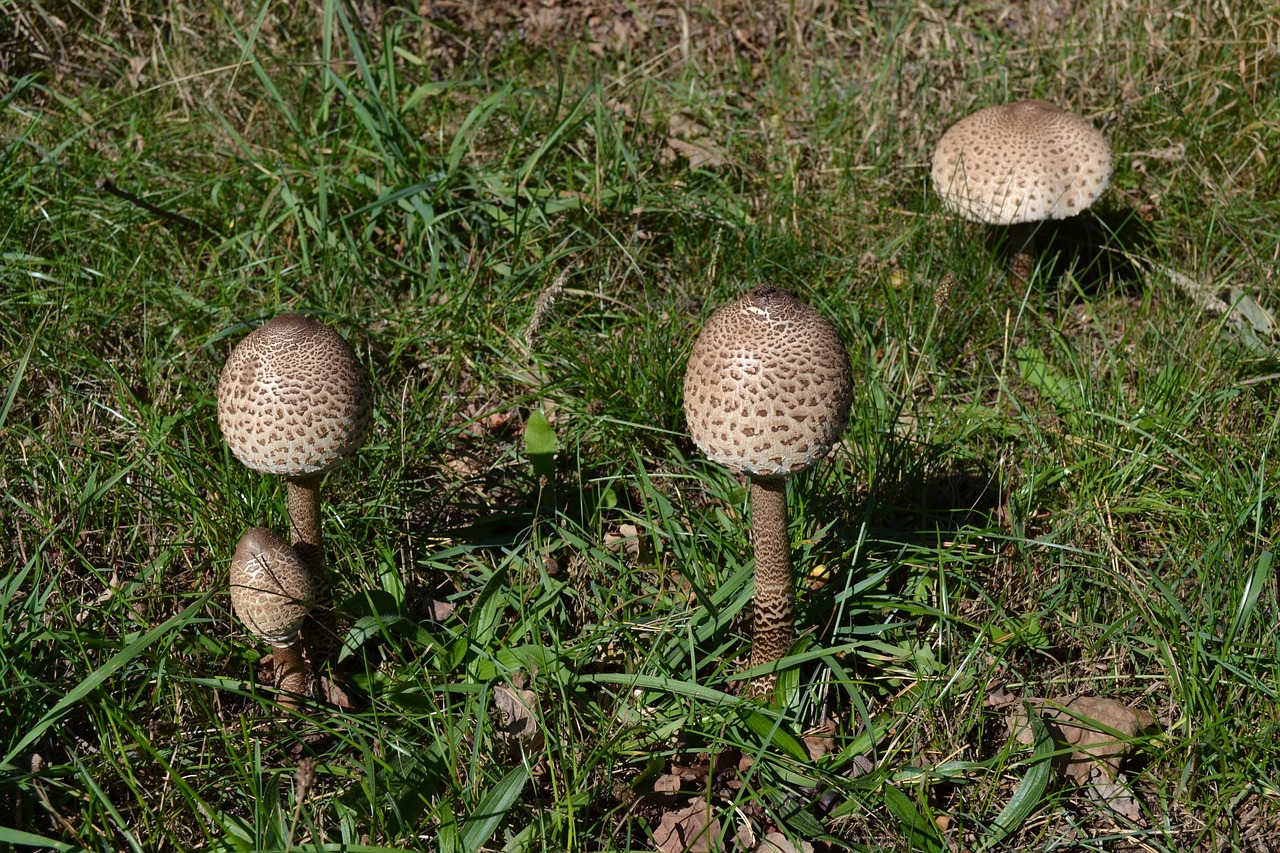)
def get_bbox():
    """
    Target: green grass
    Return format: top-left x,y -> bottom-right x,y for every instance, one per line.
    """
2,0 -> 1279,850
